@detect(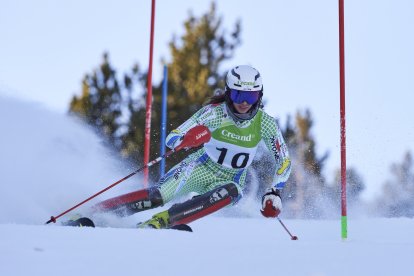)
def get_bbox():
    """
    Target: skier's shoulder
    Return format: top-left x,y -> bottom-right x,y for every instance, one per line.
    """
194,102 -> 224,123
258,108 -> 282,132
201,102 -> 226,116
259,108 -> 278,123
204,102 -> 226,111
